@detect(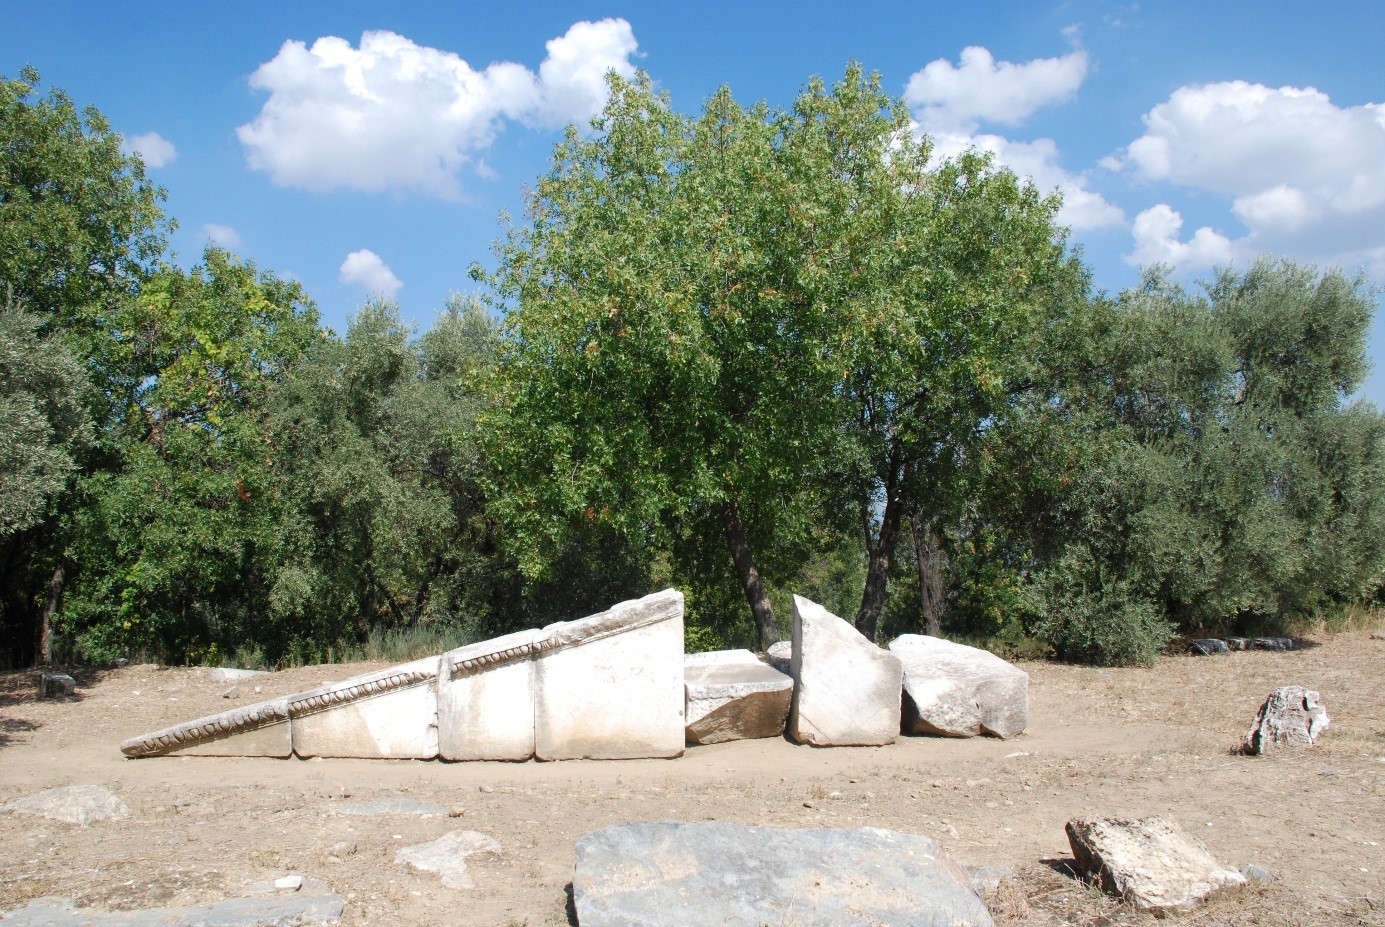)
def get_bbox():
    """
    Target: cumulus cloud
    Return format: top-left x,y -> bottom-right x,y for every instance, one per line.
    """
1115,81 -> 1385,272
339,249 -> 402,297
123,131 -> 176,168
203,224 -> 241,249
1127,204 -> 1235,269
237,19 -> 638,197
905,44 -> 1122,231
905,45 -> 1088,133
